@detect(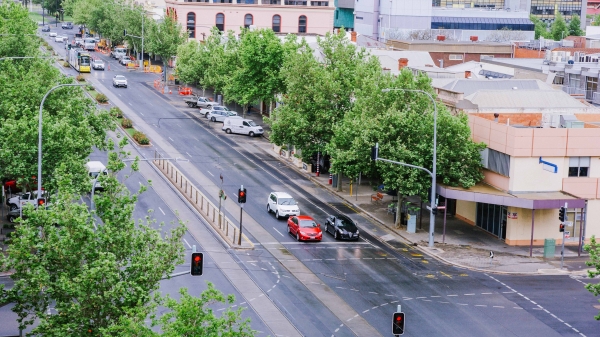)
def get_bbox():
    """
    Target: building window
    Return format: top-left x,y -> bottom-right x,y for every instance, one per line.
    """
244,14 -> 253,28
449,54 -> 463,61
310,1 -> 328,5
285,1 -> 307,5
187,12 -> 196,38
216,13 -> 225,31
480,148 -> 510,177
272,15 -> 281,32
569,157 -> 590,177
480,55 -> 494,60
298,15 -> 307,33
